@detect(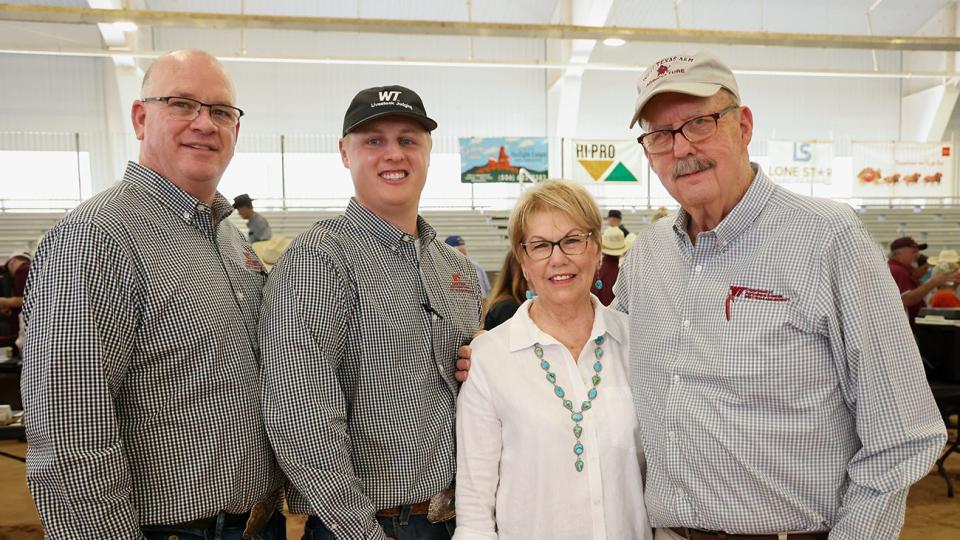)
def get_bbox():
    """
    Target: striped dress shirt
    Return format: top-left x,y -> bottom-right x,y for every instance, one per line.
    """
21,162 -> 280,538
260,199 -> 481,539
613,165 -> 946,539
